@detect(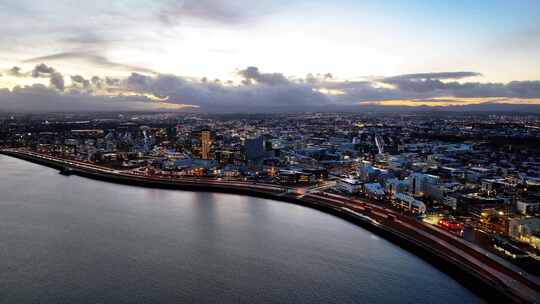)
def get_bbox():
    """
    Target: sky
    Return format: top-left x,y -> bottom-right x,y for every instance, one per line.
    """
0,0 -> 539,113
